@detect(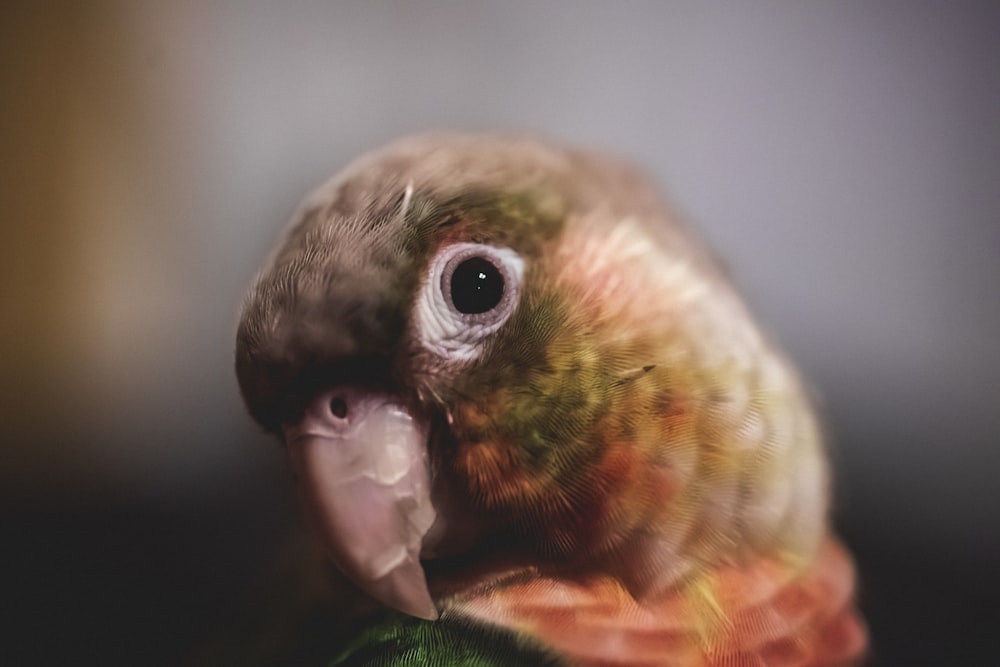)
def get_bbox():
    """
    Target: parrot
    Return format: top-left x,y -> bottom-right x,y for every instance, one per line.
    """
234,133 -> 867,666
